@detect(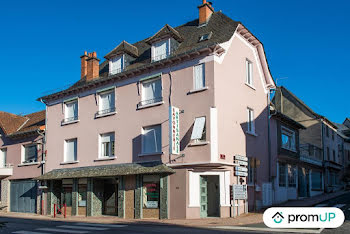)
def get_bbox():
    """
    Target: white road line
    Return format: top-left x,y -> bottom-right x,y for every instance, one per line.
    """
211,226 -> 323,233
315,204 -> 327,207
333,204 -> 346,208
75,223 -> 128,228
57,225 -> 108,231
13,231 -> 50,234
36,228 -> 89,234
